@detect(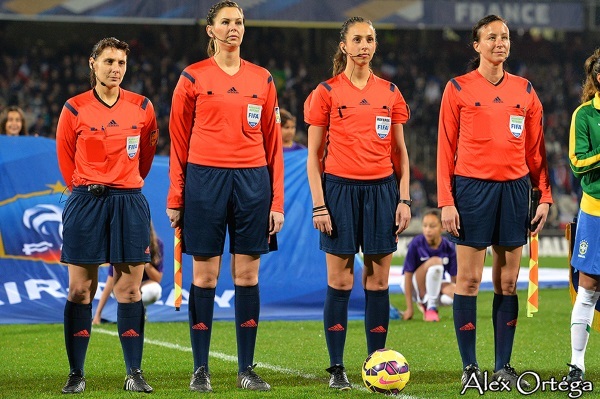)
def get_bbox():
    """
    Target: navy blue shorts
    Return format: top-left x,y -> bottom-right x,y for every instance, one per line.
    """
321,173 -> 399,255
183,164 -> 271,257
450,176 -> 529,248
61,186 -> 151,265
